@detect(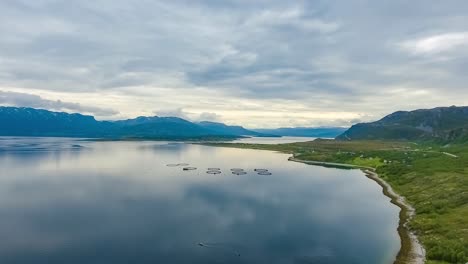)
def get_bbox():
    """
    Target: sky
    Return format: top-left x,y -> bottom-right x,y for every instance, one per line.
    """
0,0 -> 467,128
